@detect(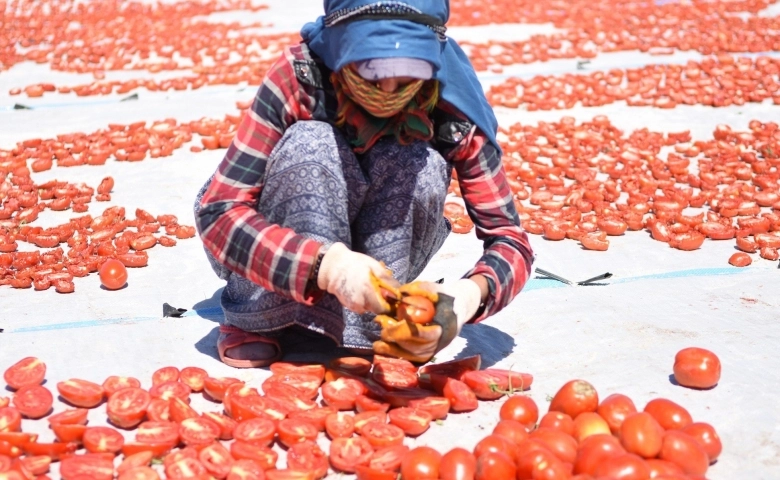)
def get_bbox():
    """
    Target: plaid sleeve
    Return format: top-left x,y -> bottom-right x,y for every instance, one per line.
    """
195,46 -> 323,305
448,121 -> 535,322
